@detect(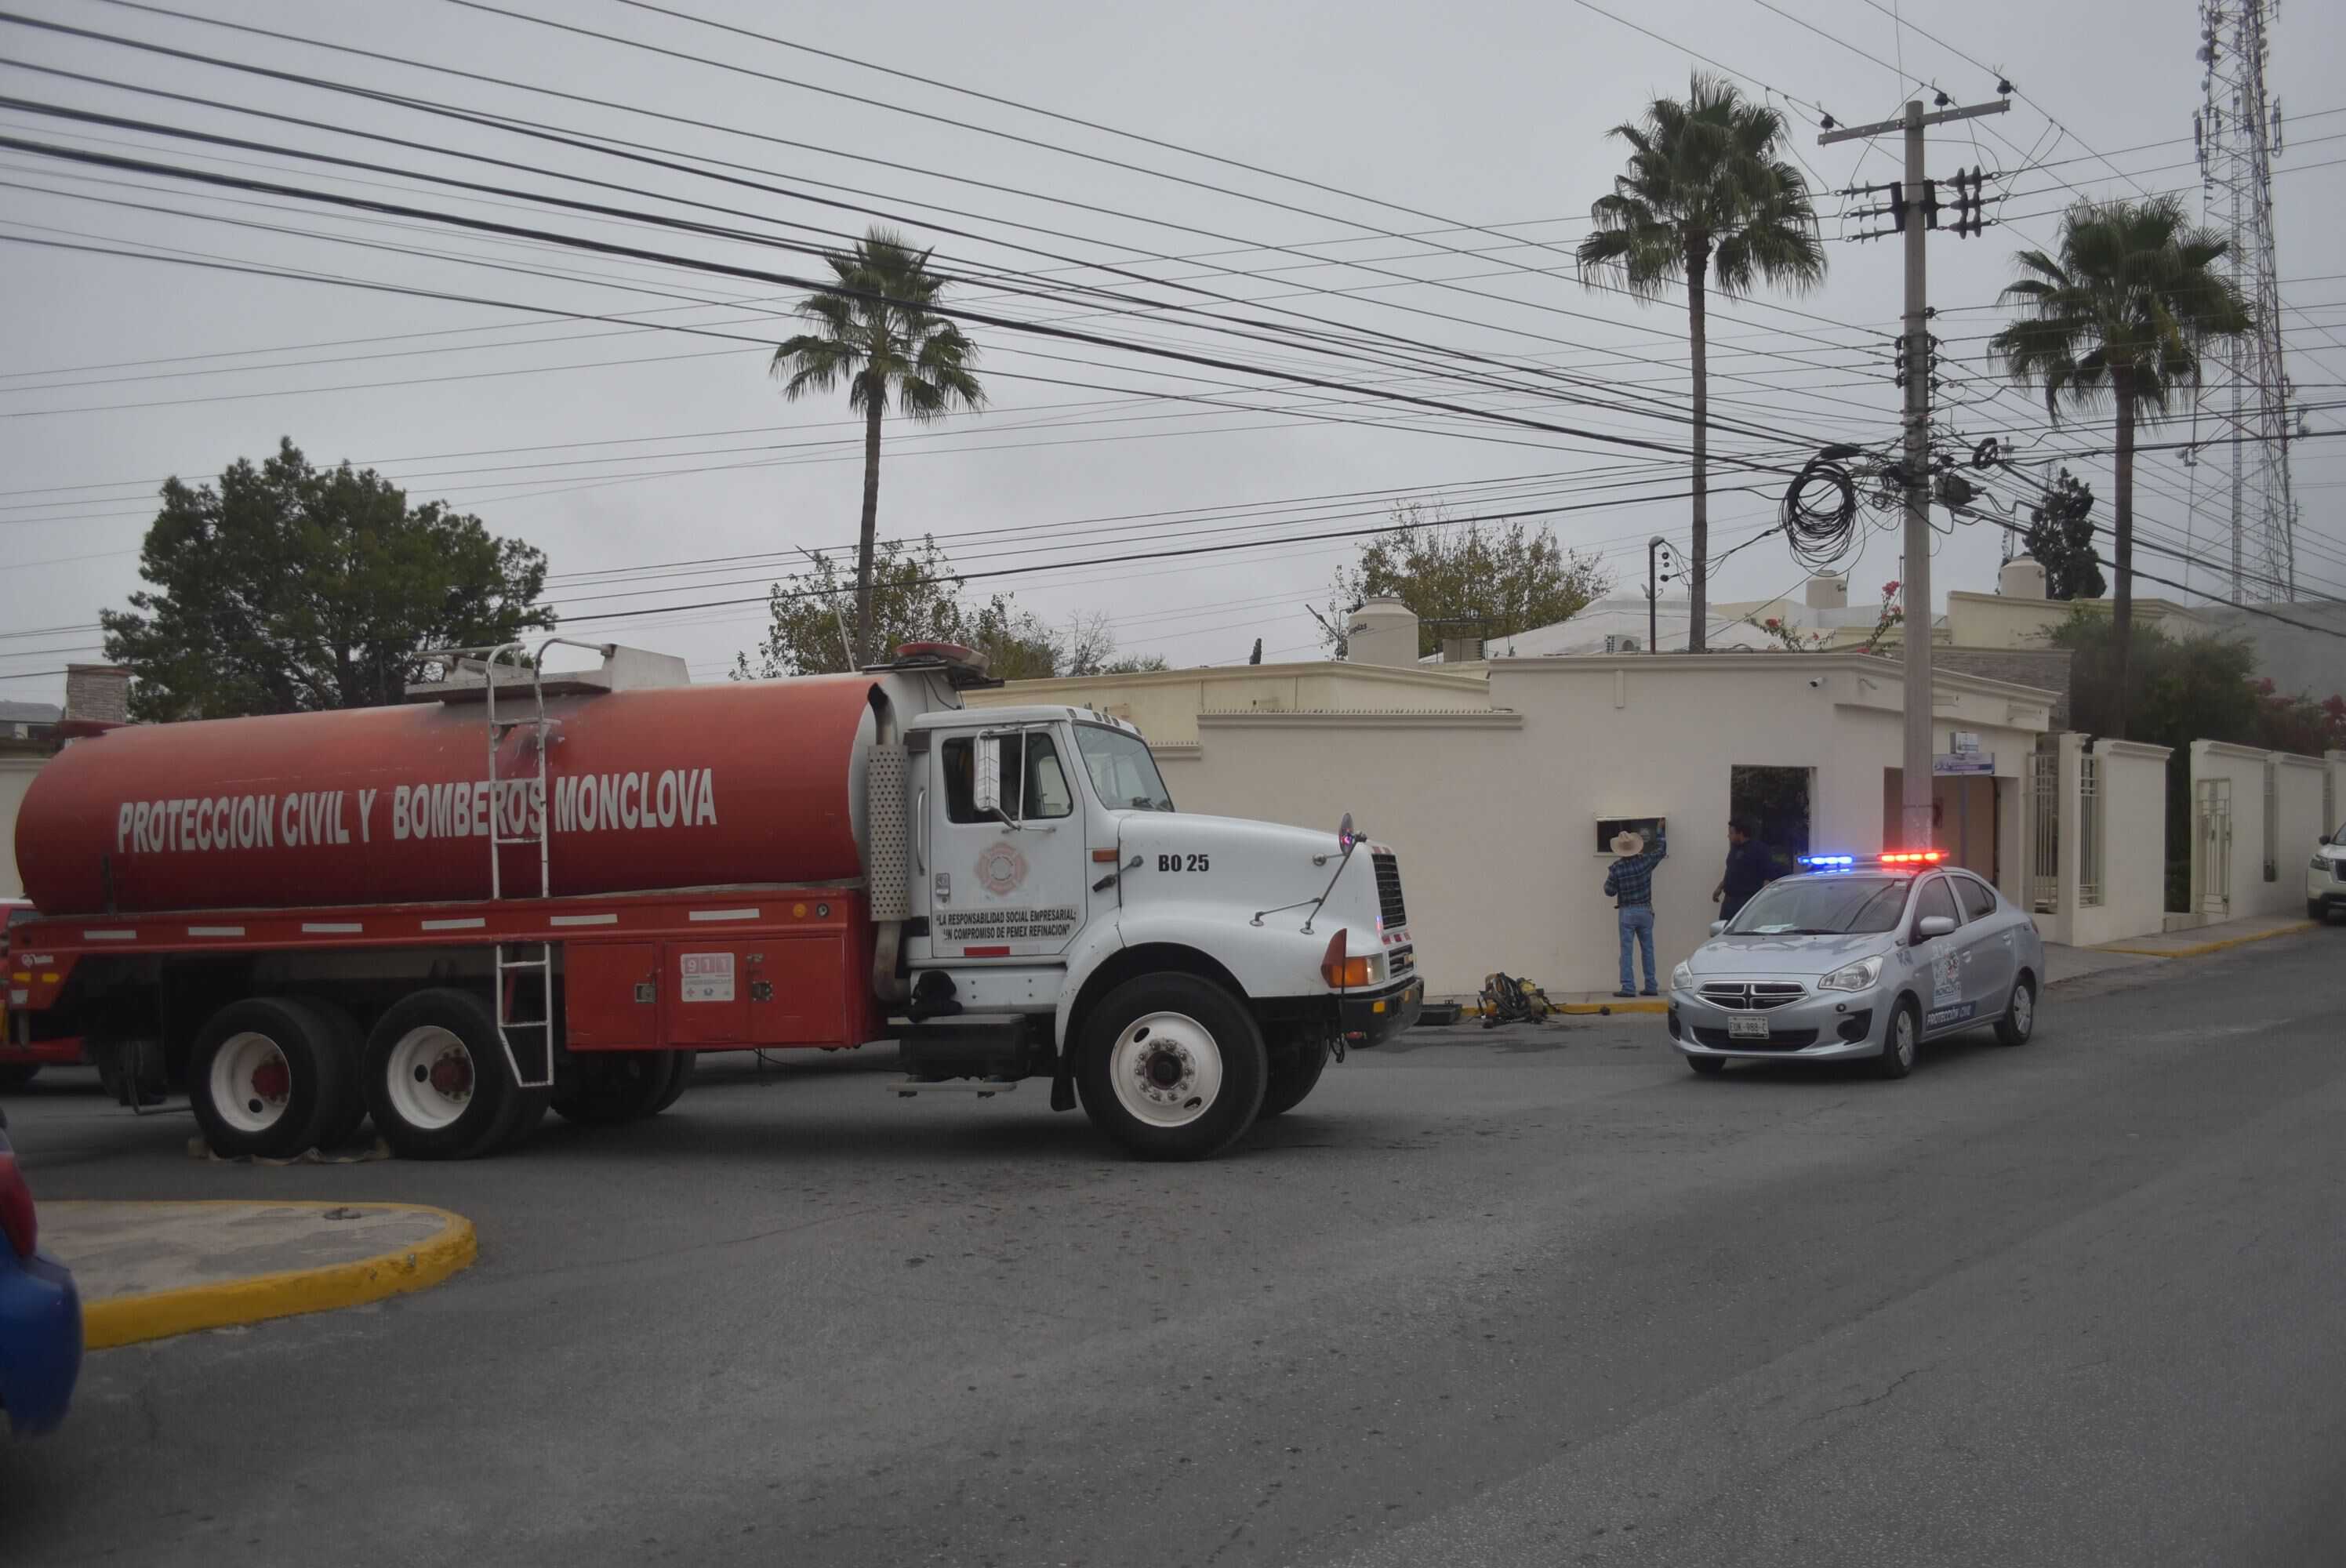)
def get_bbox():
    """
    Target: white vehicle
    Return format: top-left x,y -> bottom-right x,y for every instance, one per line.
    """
2310,818 -> 2346,924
